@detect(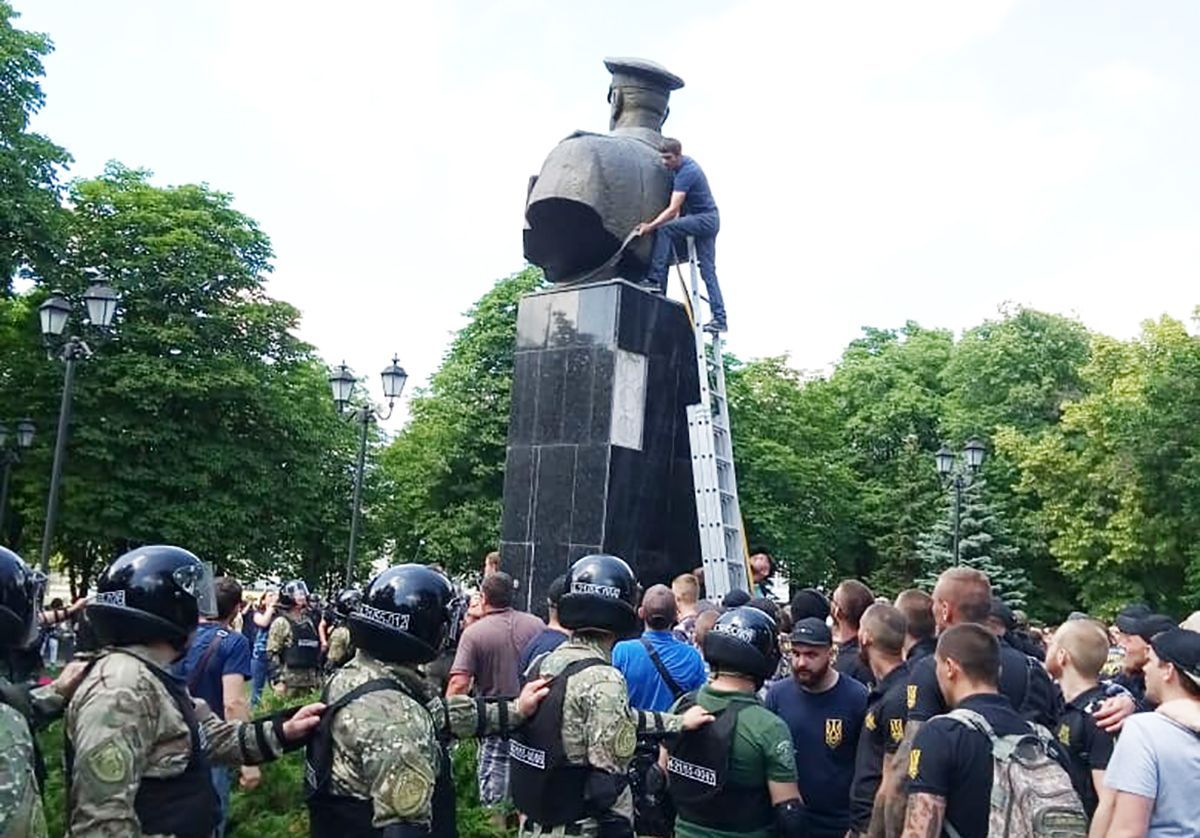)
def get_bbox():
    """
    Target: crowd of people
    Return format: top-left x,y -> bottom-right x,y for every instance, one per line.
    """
1,543 -> 1199,838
